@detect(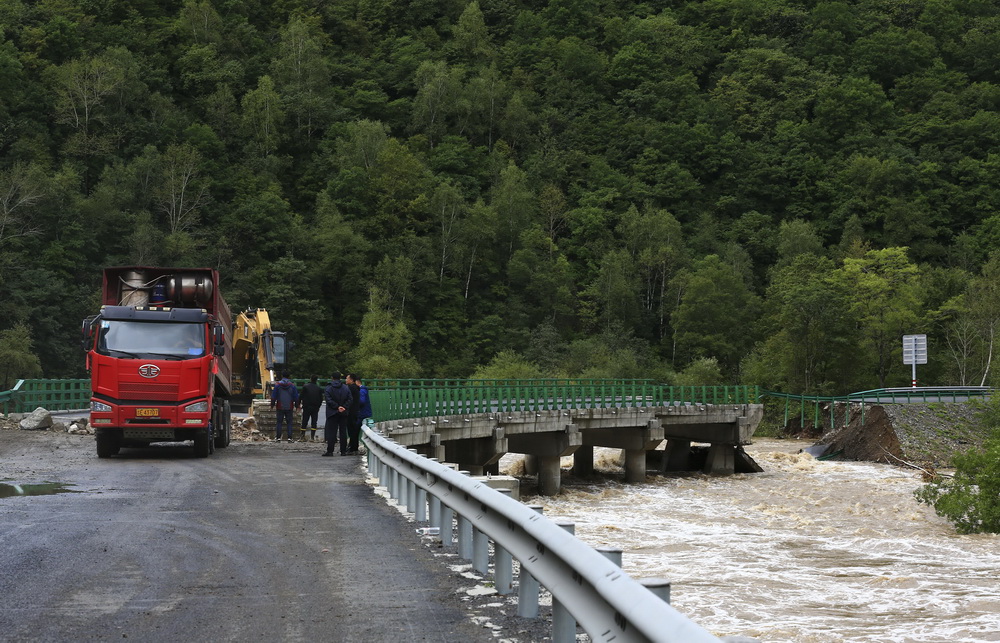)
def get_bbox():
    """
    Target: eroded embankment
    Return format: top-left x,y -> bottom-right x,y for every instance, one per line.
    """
815,402 -> 989,468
